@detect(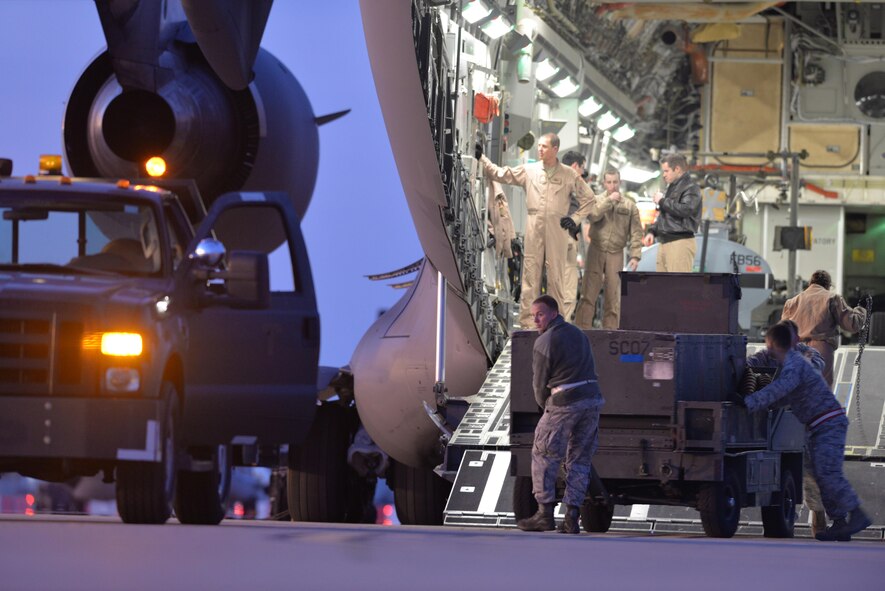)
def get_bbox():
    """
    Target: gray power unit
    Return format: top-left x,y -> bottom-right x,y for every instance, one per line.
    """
509,325 -> 805,538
